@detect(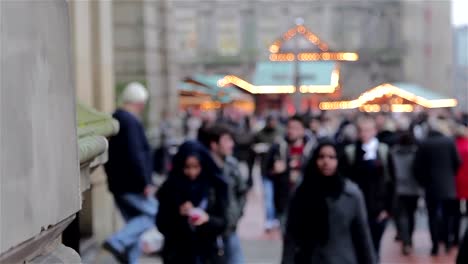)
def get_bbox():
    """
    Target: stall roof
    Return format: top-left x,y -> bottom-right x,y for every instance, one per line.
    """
390,82 -> 452,100
180,75 -> 253,103
218,61 -> 340,94
319,82 -> 458,111
253,61 -> 336,86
